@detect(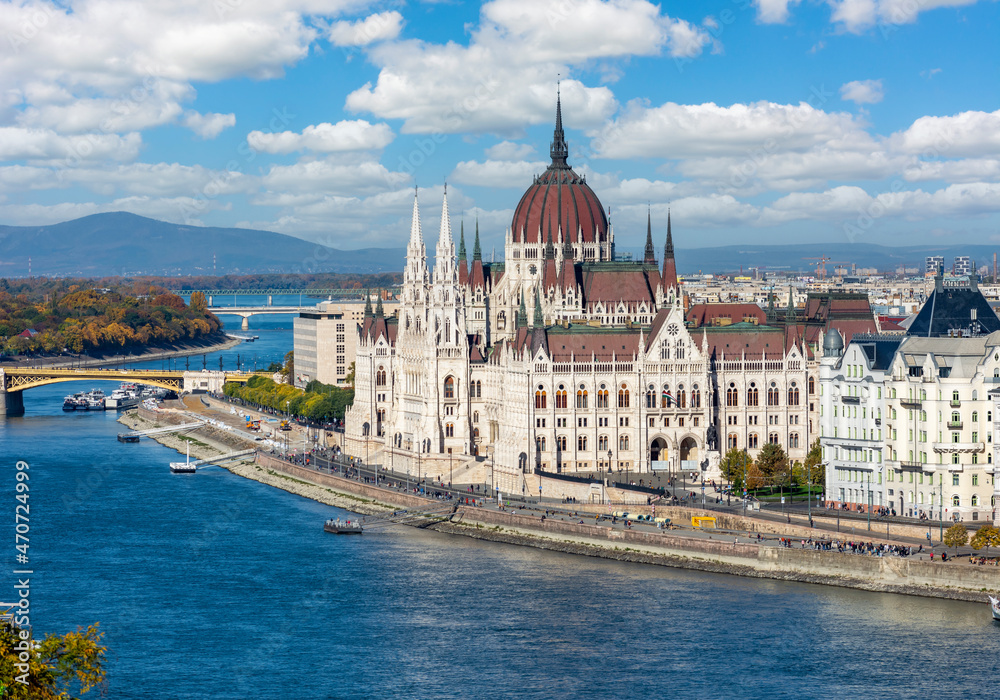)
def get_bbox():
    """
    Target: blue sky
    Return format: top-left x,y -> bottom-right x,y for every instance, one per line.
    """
1,0 -> 998,258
